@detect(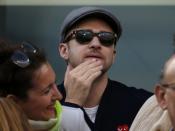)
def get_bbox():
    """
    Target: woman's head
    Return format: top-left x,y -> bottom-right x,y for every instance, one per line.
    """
0,40 -> 47,99
0,97 -> 32,131
0,40 -> 62,120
